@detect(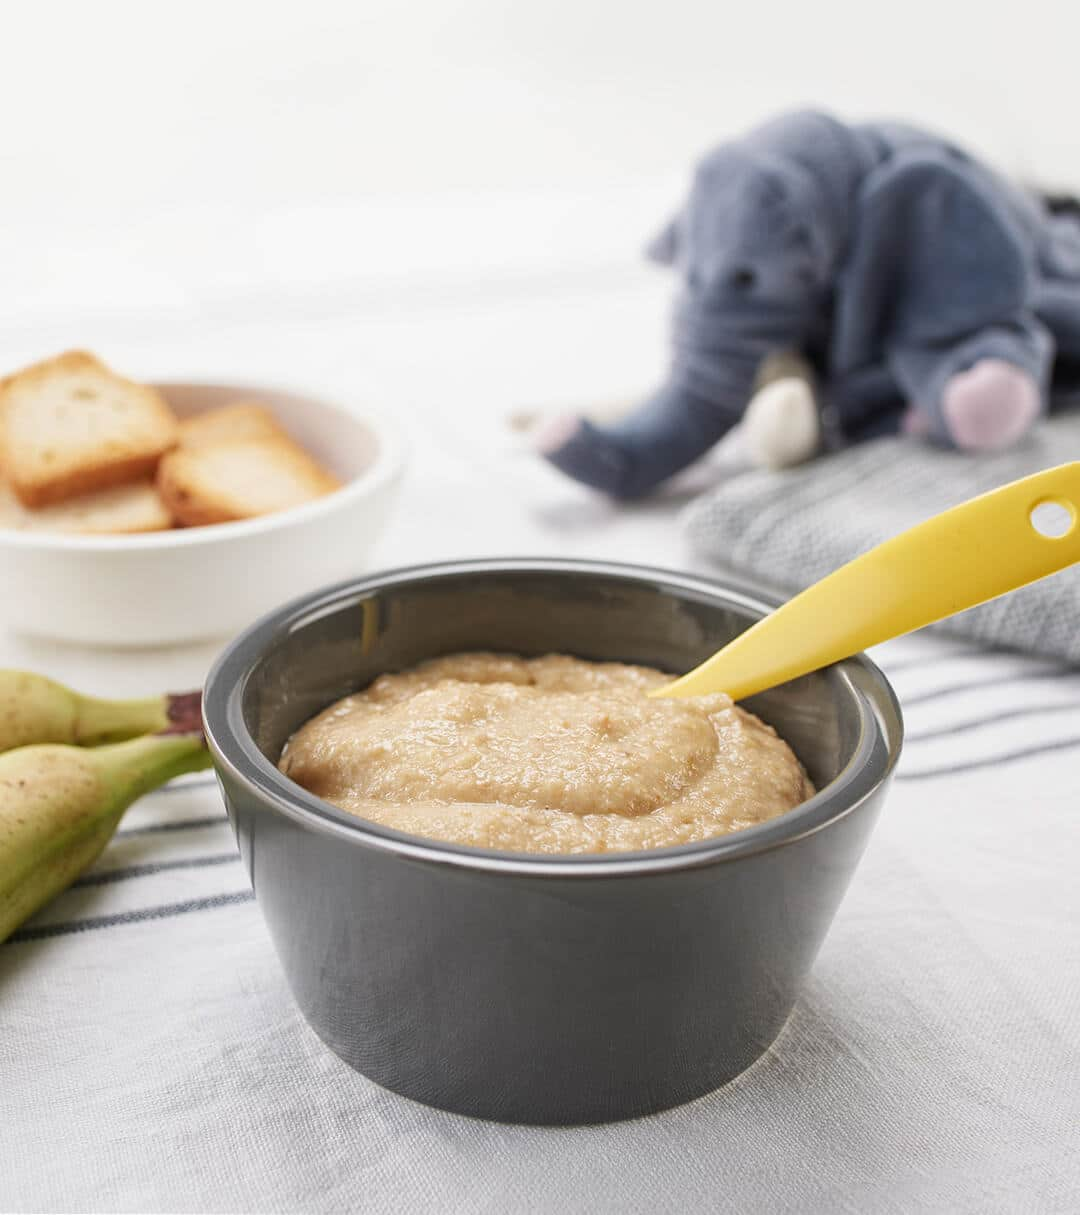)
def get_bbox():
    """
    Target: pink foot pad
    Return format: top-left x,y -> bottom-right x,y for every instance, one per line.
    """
901,406 -> 931,437
942,360 -> 1041,452
534,414 -> 586,455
